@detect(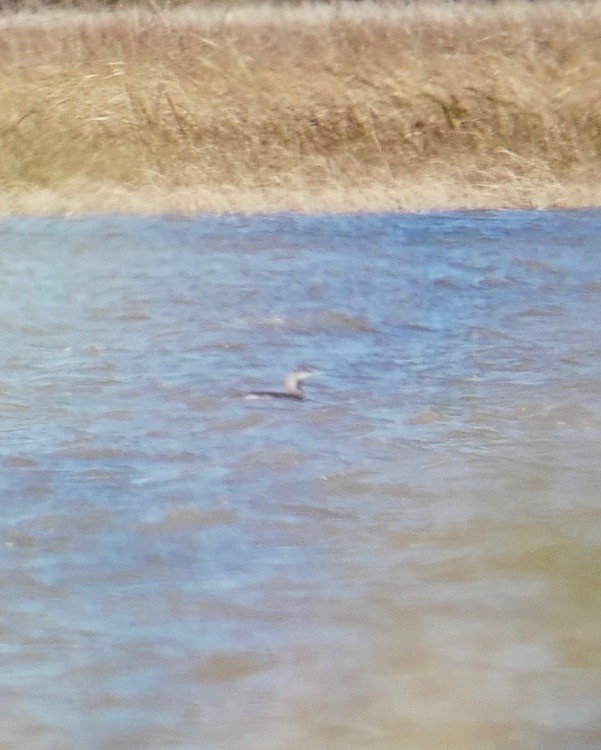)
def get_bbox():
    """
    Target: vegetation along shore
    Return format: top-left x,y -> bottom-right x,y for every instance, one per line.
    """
1,0 -> 600,214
